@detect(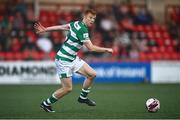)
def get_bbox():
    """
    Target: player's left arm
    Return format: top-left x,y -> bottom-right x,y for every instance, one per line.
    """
84,40 -> 113,53
34,22 -> 70,34
77,29 -> 113,53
